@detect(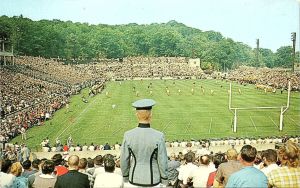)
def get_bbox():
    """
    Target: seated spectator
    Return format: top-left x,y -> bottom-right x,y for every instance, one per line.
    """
207,153 -> 227,187
86,158 -> 95,176
93,154 -> 123,188
32,160 -> 56,188
103,143 -> 111,150
28,159 -> 42,188
54,155 -> 89,188
52,154 -> 68,176
78,158 -> 94,188
63,144 -> 69,152
167,152 -> 181,186
69,145 -> 75,152
51,146 -> 57,152
10,162 -> 28,188
226,145 -> 268,188
214,148 -> 242,187
56,144 -> 63,152
0,159 -> 15,187
88,143 -> 95,151
75,144 -> 81,151
260,149 -> 279,176
21,160 -> 36,178
93,155 -> 104,178
82,143 -> 88,152
114,142 -> 120,151
191,154 -> 216,187
268,141 -> 300,188
177,151 -> 198,187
